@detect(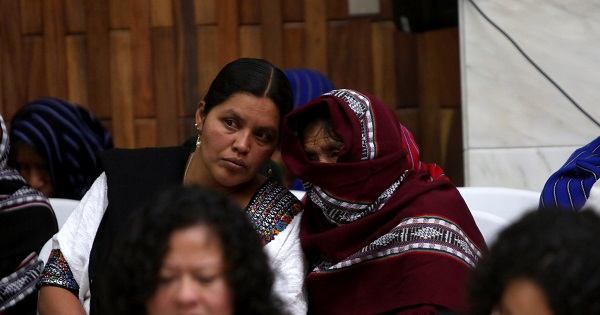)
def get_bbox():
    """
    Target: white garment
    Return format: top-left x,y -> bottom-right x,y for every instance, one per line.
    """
53,172 -> 307,314
583,179 -> 600,215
